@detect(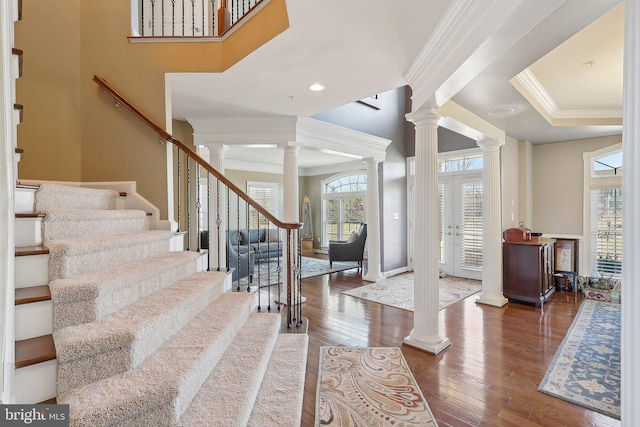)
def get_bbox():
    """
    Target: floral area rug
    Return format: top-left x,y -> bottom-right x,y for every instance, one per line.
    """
341,273 -> 481,311
315,346 -> 437,426
538,299 -> 621,419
